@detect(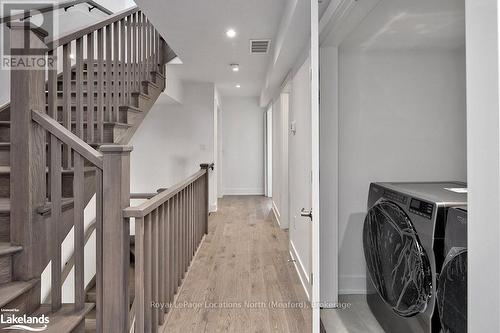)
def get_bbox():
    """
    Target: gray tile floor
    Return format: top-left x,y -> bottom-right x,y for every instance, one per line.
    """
321,295 -> 385,333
